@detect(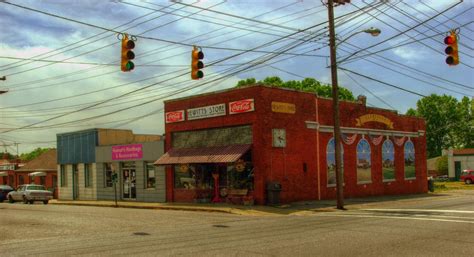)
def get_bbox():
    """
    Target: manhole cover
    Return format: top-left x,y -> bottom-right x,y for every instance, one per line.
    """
133,232 -> 151,236
212,224 -> 229,228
